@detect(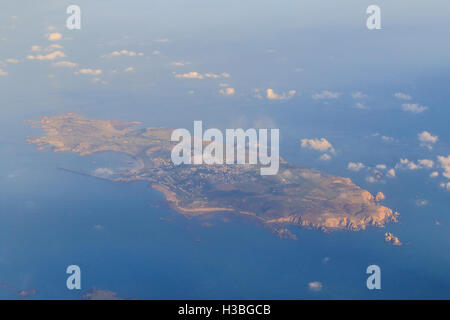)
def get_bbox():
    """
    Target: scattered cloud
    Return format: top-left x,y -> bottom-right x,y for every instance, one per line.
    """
351,91 -> 367,99
440,182 -> 450,191
47,32 -> 62,41
6,58 -> 18,64
301,138 -> 335,153
418,131 -> 438,149
312,90 -> 340,100
437,155 -> 450,179
416,199 -> 428,207
347,162 -> 365,172
308,281 -> 323,292
266,88 -> 296,100
124,67 -> 134,72
430,171 -> 439,178
52,61 -> 77,68
402,103 -> 428,114
101,50 -> 144,58
0,69 -> 7,76
395,158 -> 434,170
394,92 -> 412,100
319,153 -> 332,161
174,71 -> 231,80
171,61 -> 190,67
219,87 -> 235,96
355,102 -> 370,110
387,168 -> 396,178
366,176 -> 377,183
75,68 -> 102,76
27,51 -> 66,61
